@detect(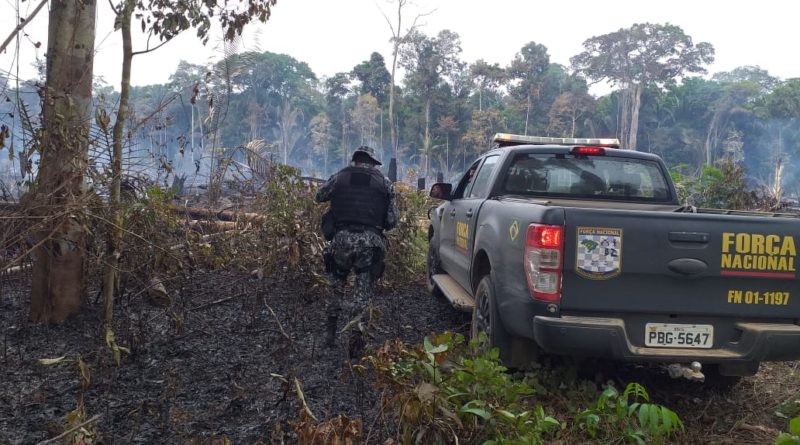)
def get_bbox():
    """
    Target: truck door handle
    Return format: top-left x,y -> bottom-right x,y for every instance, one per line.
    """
466,209 -> 473,218
450,209 -> 456,217
668,232 -> 709,243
